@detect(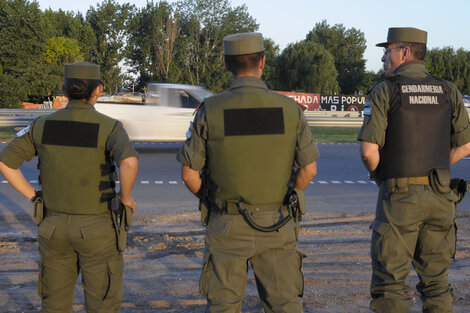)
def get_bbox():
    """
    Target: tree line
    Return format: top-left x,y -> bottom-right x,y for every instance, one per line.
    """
1,0 -> 469,108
